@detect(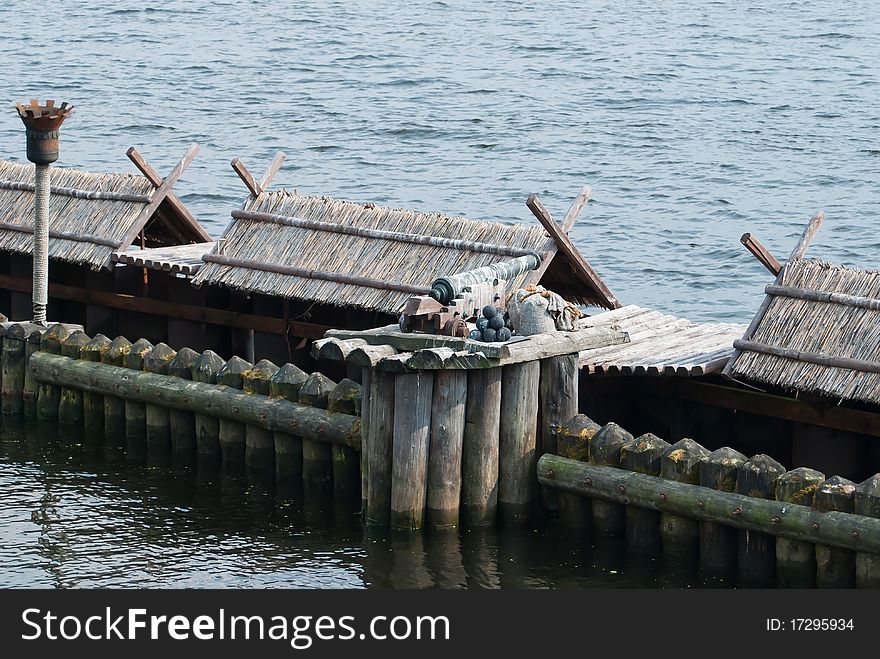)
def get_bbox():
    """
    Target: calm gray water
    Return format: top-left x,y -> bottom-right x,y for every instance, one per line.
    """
0,0 -> 876,587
